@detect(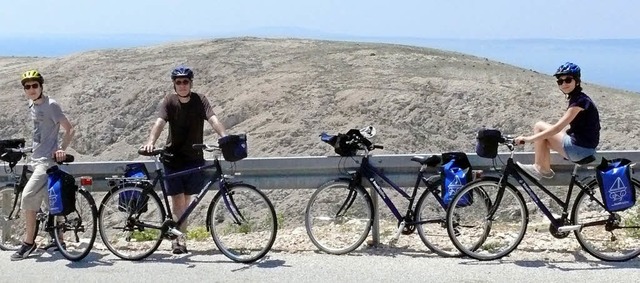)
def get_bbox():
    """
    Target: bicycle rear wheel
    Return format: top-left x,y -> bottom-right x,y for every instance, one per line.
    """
54,188 -> 98,261
208,183 -> 277,263
416,182 -> 476,257
98,184 -> 166,260
305,179 -> 373,255
0,186 -> 25,251
446,178 -> 528,260
572,178 -> 640,261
